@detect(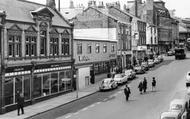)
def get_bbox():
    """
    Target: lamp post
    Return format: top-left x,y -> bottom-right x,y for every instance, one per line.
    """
0,10 -> 6,114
